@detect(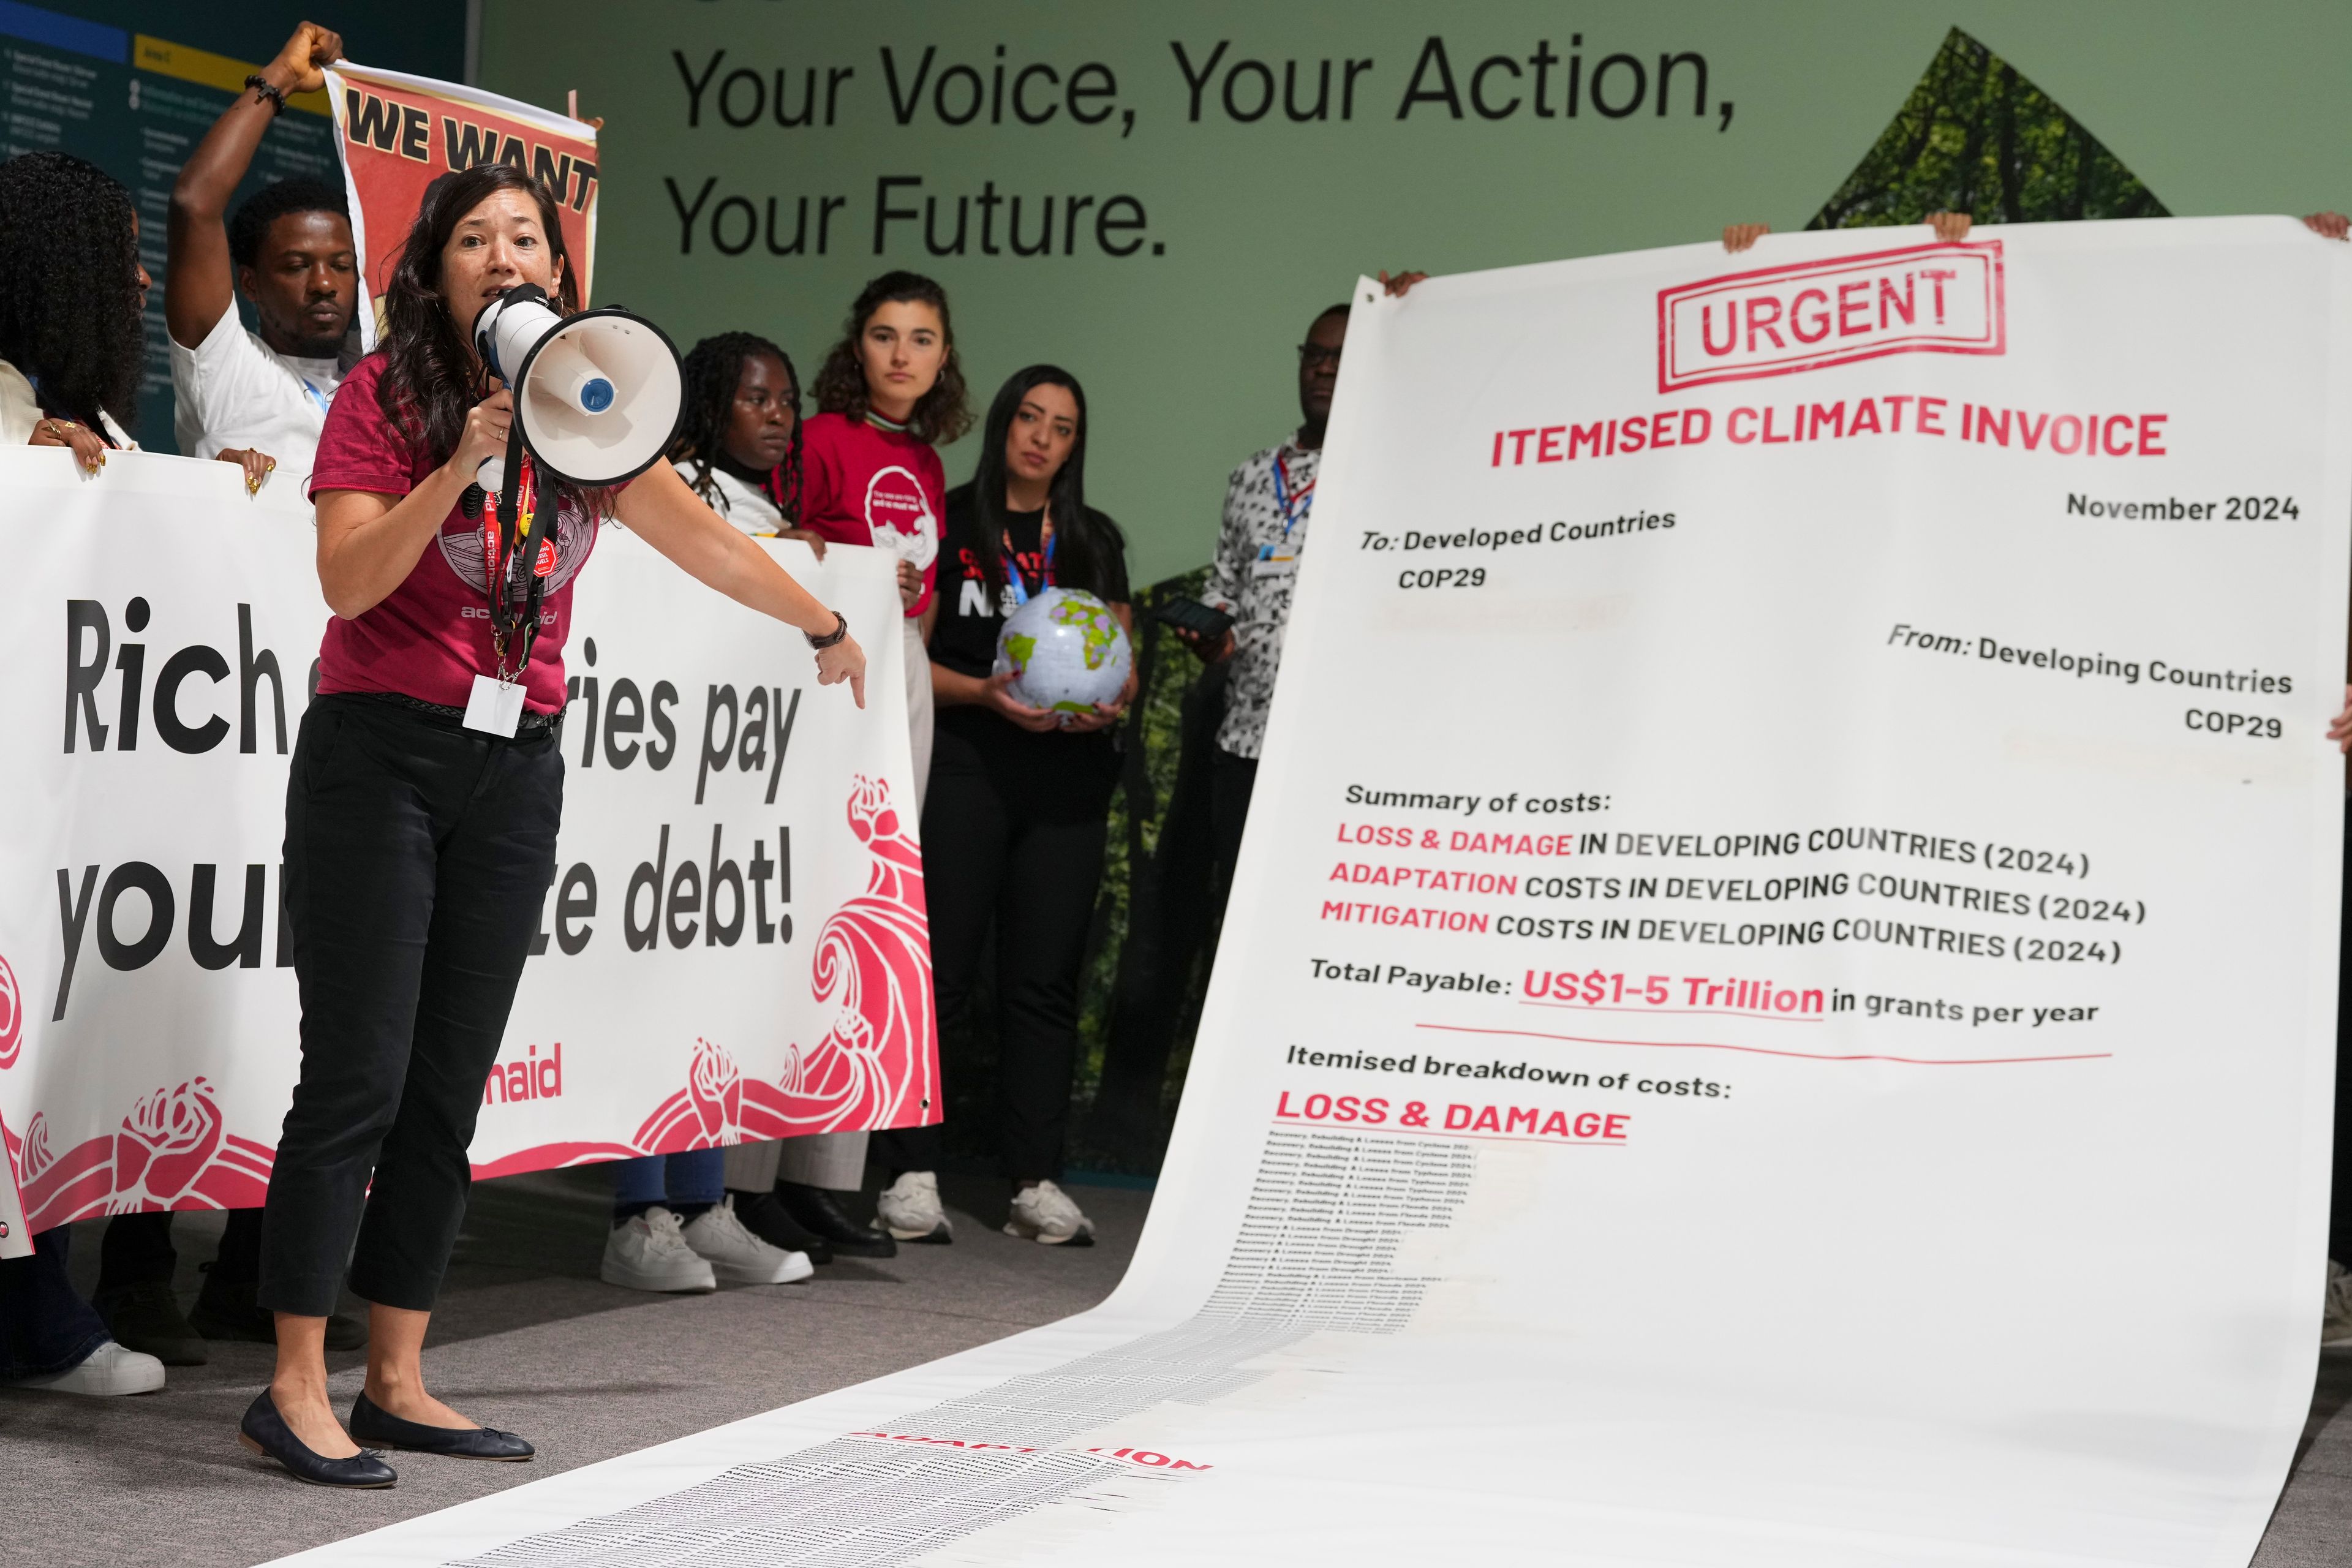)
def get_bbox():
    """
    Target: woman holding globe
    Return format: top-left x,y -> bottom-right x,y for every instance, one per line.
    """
921,364 -> 1135,1245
